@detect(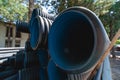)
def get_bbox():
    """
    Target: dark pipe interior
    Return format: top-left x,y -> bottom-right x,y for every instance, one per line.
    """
49,10 -> 95,67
